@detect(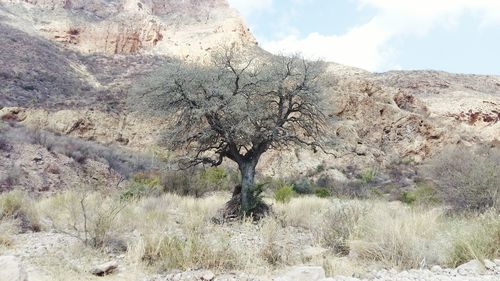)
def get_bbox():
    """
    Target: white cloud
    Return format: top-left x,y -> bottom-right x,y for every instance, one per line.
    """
227,0 -> 273,17
262,0 -> 500,71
